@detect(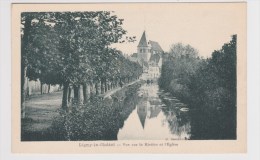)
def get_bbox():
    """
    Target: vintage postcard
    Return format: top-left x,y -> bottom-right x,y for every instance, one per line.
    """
12,3 -> 247,153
